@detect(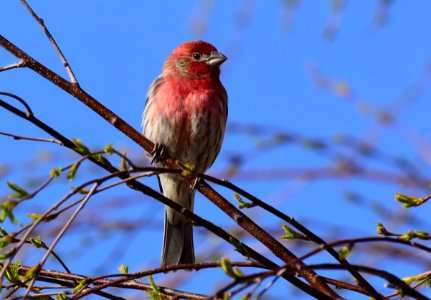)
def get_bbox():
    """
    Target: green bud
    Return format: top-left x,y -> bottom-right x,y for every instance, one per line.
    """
30,236 -> 45,248
50,168 -> 62,178
67,163 -> 79,181
234,193 -> 255,209
72,139 -> 90,155
118,264 -> 128,274
104,144 -> 114,155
